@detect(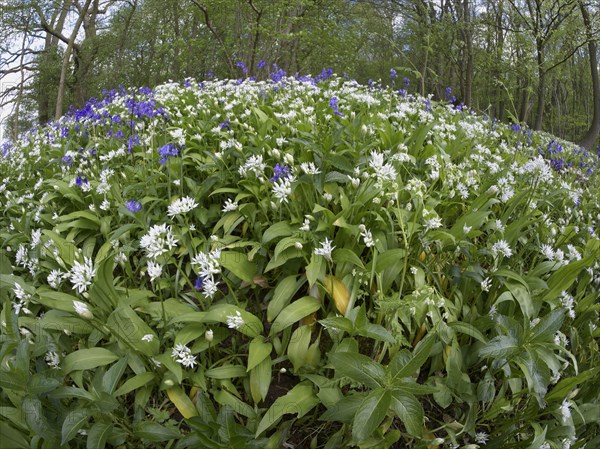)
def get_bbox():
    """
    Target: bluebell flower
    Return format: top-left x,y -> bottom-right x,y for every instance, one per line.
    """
257,59 -> 266,68
390,68 -> 397,79
125,200 -> 142,213
511,123 -> 521,133
219,120 -> 231,131
236,61 -> 248,74
60,127 -> 70,138
127,134 -> 140,153
270,163 -> 290,182
75,175 -> 88,186
62,155 -> 73,167
398,89 -> 407,97
194,277 -> 204,291
158,143 -> 179,164
329,96 -> 344,117
403,77 -> 410,88
270,68 -> 286,83
207,70 -> 214,79
423,98 -> 431,112
445,87 -> 456,103
1,142 -> 12,158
